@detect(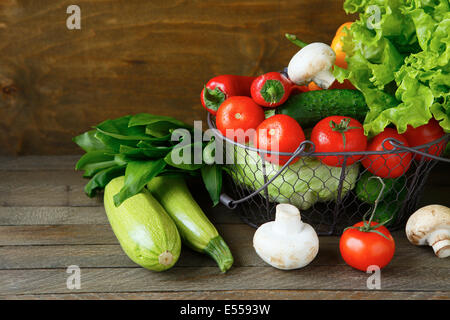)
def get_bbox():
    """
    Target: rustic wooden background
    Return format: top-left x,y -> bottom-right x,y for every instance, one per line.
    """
0,0 -> 355,155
